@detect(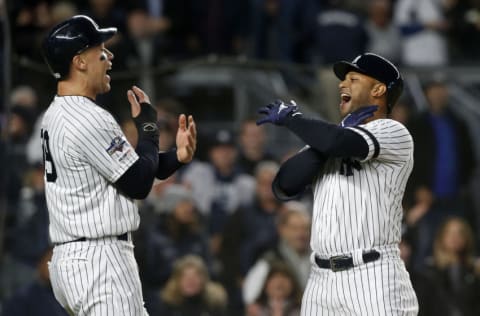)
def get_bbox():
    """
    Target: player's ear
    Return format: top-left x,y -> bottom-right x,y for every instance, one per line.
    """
72,55 -> 87,71
371,83 -> 387,98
